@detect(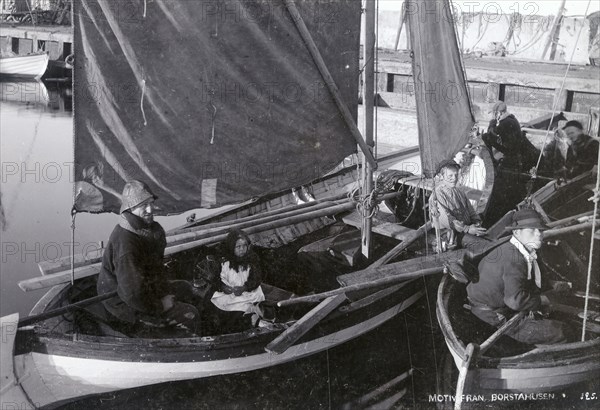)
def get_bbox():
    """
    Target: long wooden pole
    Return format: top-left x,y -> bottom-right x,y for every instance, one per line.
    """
282,0 -> 377,169
361,0 -> 376,258
541,0 -> 566,60
393,1 -> 406,51
18,290 -> 118,327
40,197 -> 348,275
276,266 -> 443,307
174,192 -> 350,234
